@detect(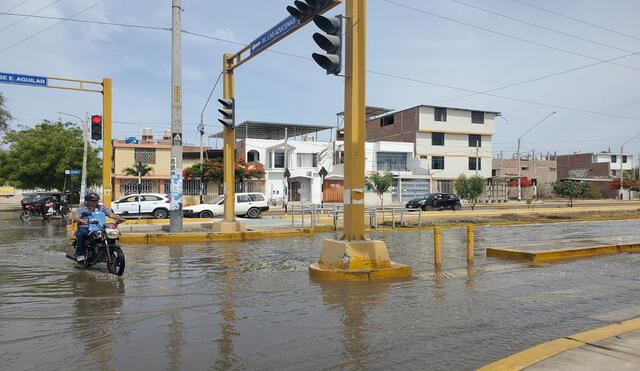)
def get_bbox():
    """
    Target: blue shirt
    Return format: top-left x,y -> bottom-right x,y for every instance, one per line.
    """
75,204 -> 115,228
